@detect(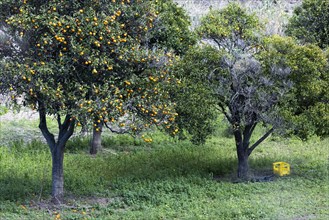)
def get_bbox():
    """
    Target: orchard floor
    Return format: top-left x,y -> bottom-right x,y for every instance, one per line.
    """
0,111 -> 328,219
